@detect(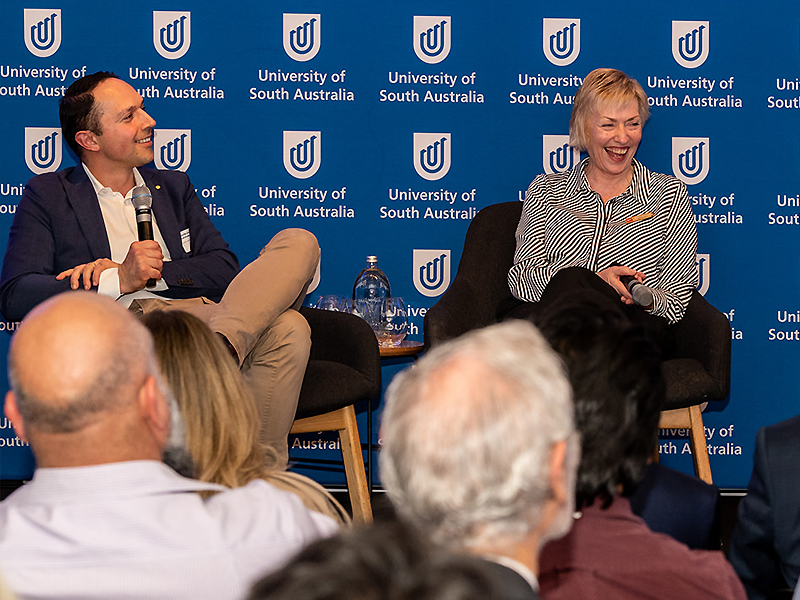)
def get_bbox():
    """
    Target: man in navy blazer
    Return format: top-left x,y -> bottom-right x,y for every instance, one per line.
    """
1,165 -> 239,315
729,415 -> 800,599
0,71 -> 319,465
